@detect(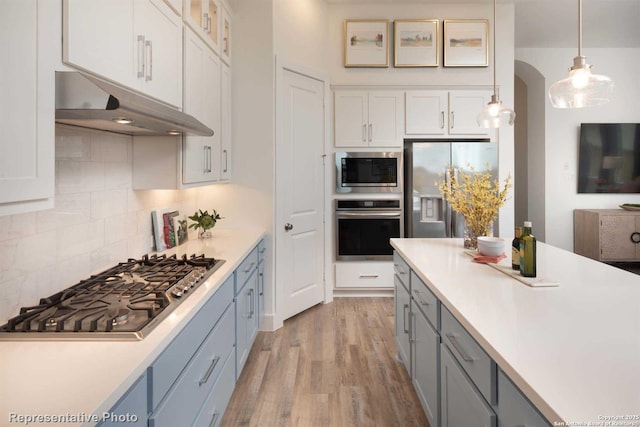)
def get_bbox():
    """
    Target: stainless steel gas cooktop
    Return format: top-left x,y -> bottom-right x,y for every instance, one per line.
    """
0,253 -> 224,340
